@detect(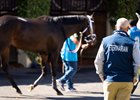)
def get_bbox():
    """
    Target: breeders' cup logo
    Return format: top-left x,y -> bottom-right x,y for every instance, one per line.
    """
109,45 -> 128,52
